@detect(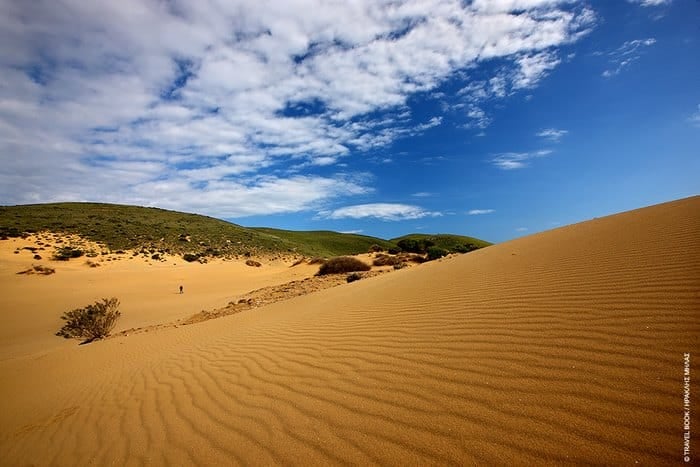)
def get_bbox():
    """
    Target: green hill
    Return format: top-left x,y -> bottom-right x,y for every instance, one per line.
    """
251,228 -> 395,257
391,233 -> 492,253
0,203 -> 492,259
